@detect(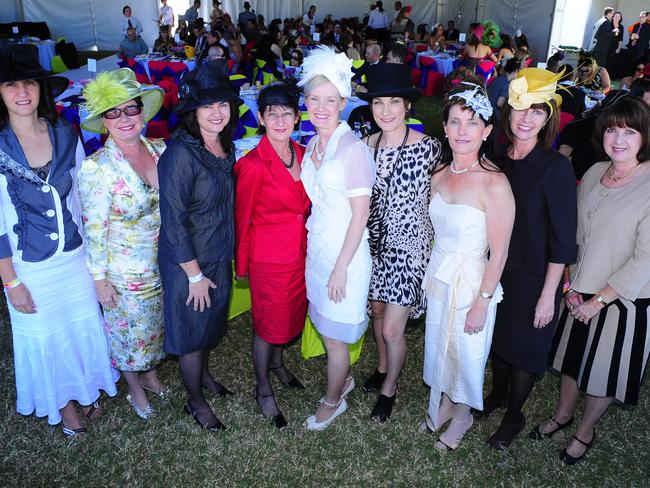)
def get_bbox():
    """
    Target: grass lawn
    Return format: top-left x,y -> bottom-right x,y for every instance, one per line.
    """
1,300 -> 649,487
1,98 -> 649,487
